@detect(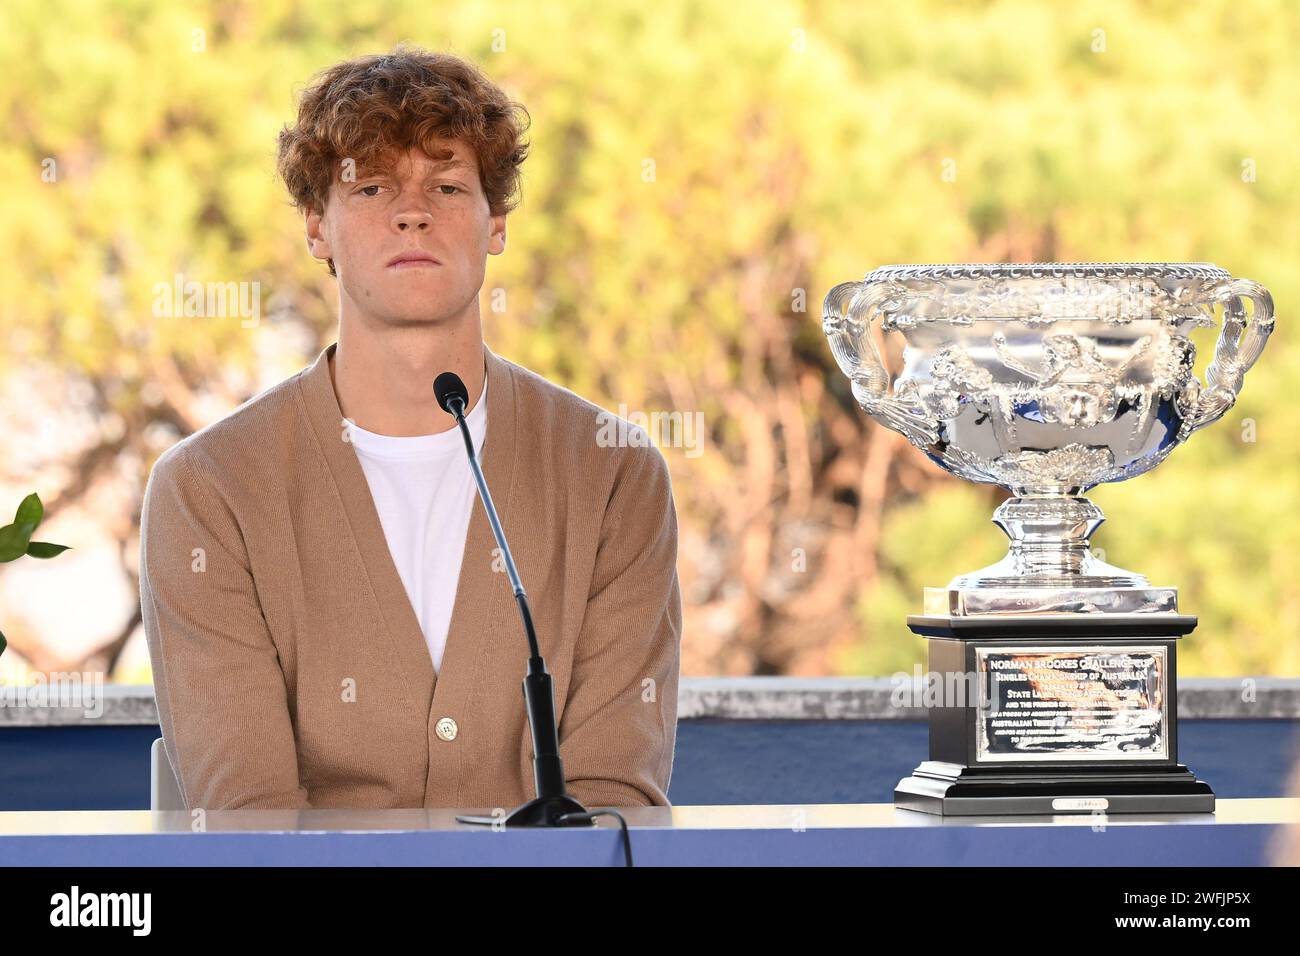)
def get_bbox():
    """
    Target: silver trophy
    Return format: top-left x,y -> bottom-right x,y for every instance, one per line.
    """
824,262 -> 1274,615
824,263 -> 1275,814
